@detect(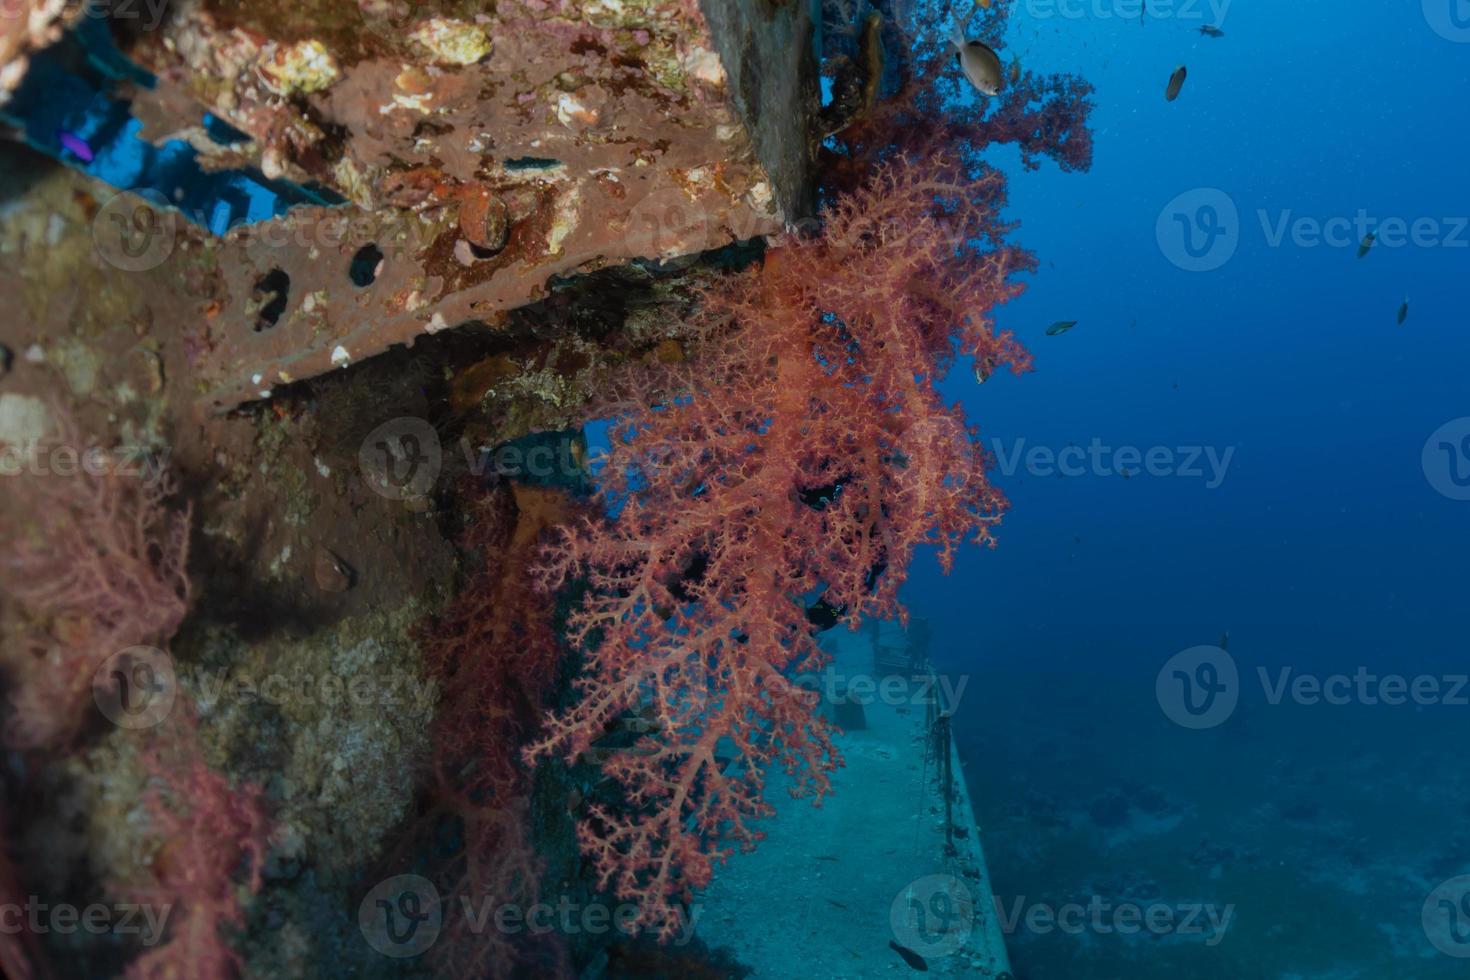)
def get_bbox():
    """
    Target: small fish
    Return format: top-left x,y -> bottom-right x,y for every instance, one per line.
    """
616,715 -> 661,735
951,25 -> 1004,97
1357,232 -> 1375,258
889,940 -> 929,971
974,352 -> 999,384
57,130 -> 93,162
1166,65 -> 1188,101
1199,25 -> 1225,38
805,597 -> 845,632
1045,320 -> 1078,336
313,548 -> 354,593
1397,296 -> 1409,325
1009,60 -> 1022,85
